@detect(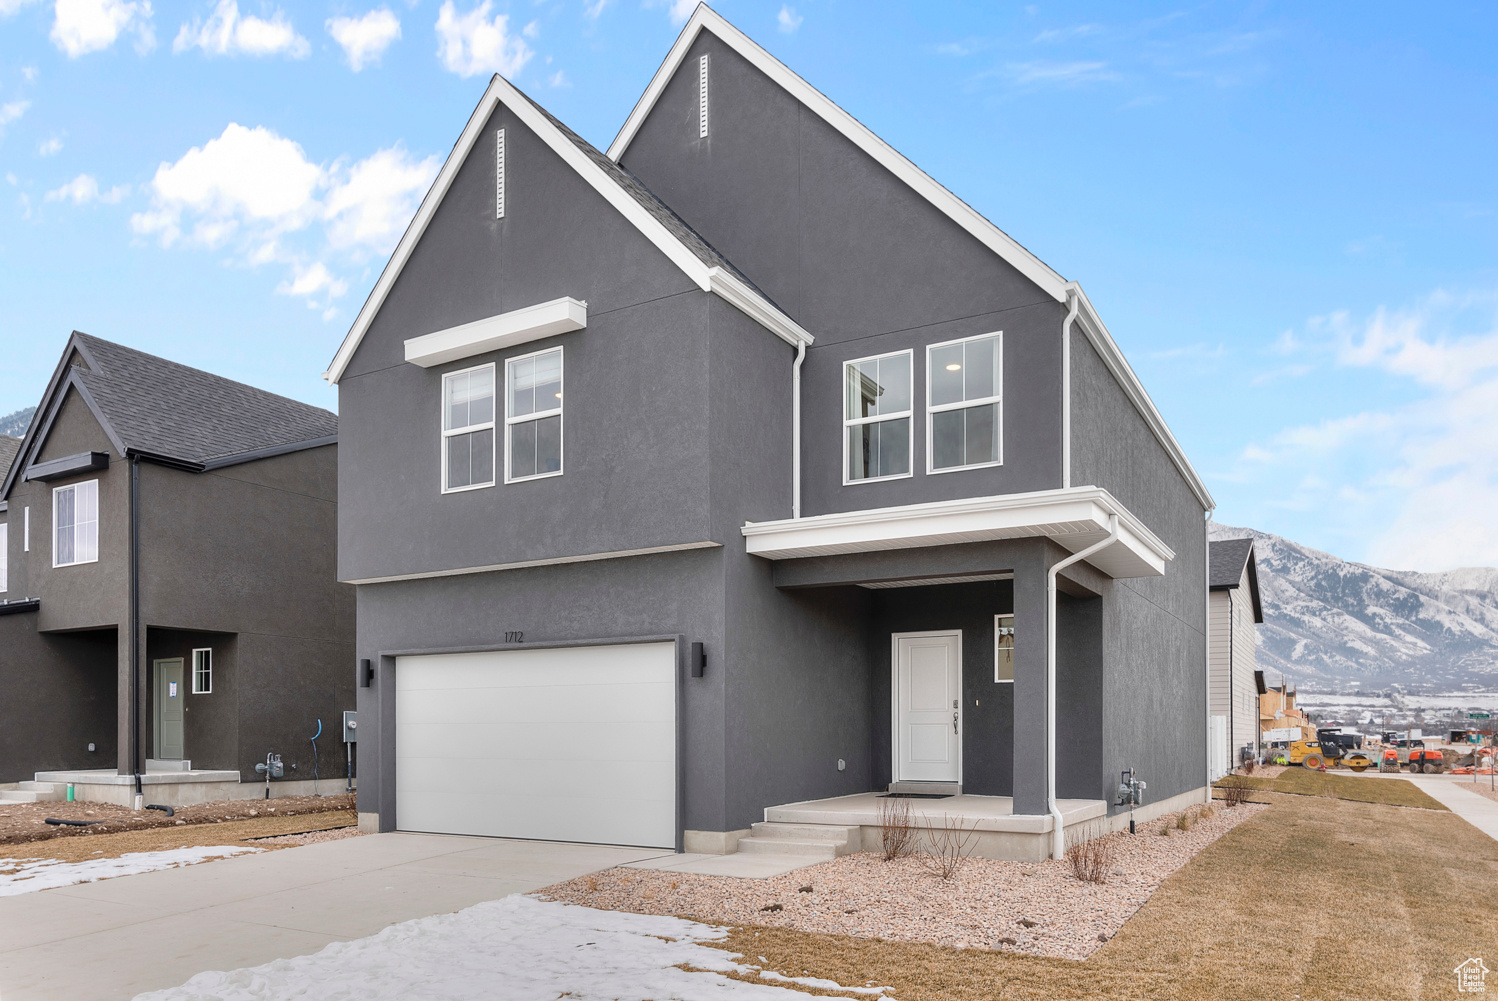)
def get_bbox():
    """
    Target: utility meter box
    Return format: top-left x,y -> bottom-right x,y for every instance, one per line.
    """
343,710 -> 358,743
